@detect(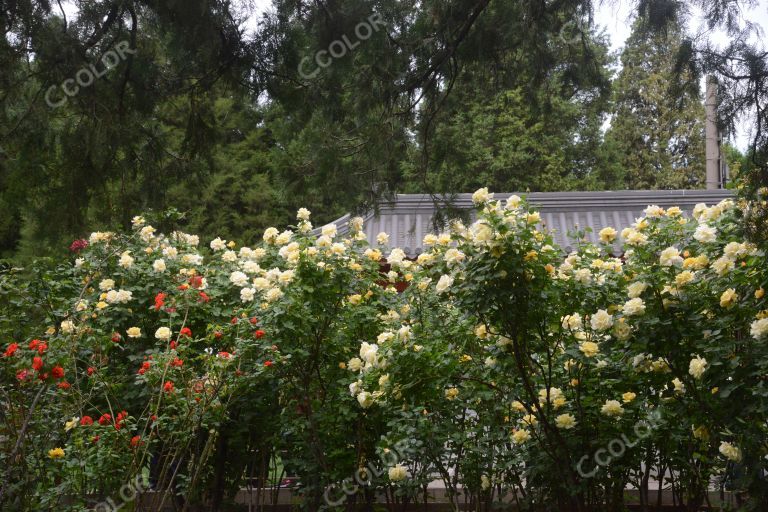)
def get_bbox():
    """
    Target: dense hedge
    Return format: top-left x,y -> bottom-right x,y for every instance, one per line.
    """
1,191 -> 767,511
